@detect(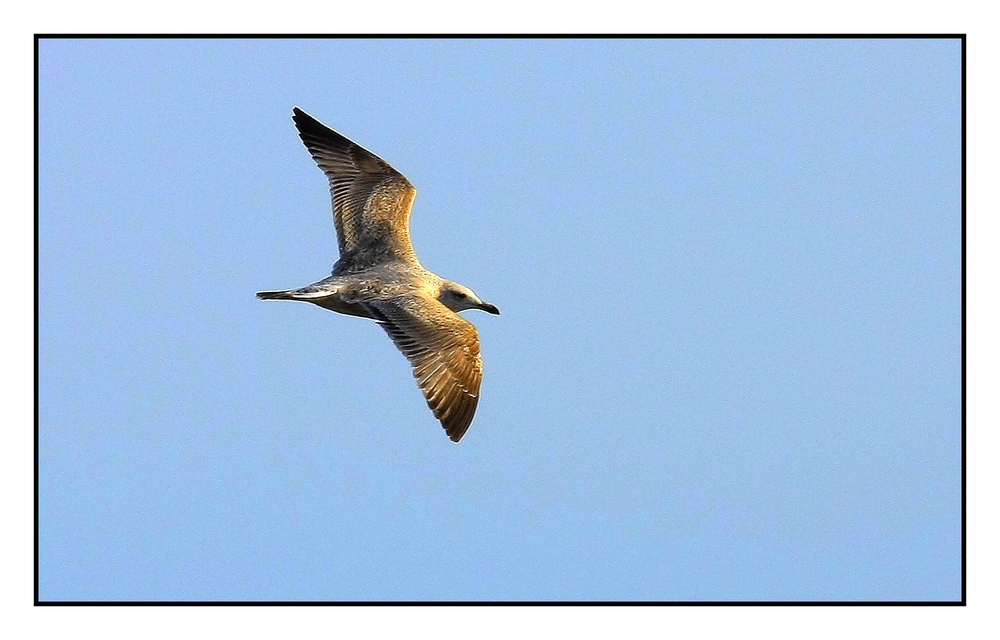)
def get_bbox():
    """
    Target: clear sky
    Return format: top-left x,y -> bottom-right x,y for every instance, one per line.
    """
37,37 -> 961,602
